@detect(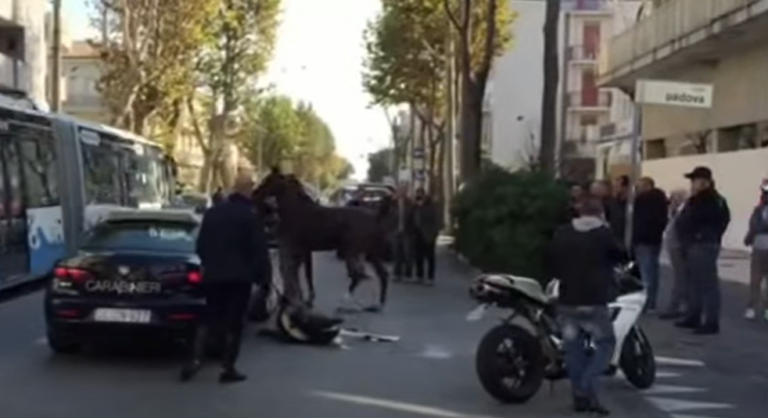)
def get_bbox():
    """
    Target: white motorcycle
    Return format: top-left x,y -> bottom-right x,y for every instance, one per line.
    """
467,262 -> 655,404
